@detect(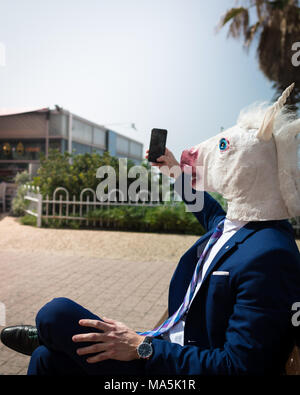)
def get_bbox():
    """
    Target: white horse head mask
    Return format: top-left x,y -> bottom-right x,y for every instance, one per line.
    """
181,84 -> 300,221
